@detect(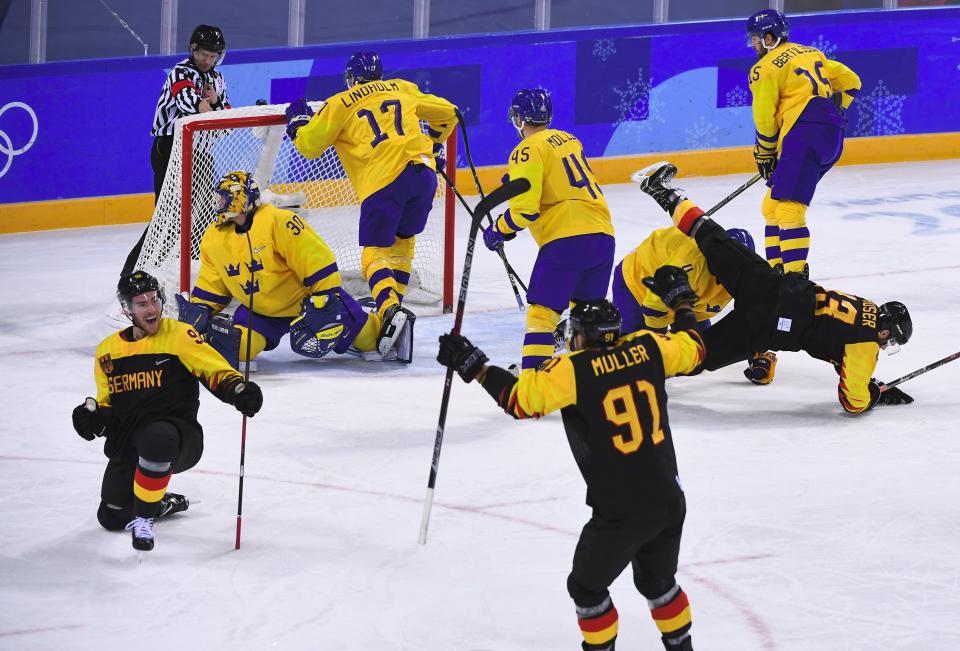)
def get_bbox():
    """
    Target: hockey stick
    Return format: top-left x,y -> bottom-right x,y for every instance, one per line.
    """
418,178 -> 531,545
438,166 -> 529,295
454,110 -> 527,310
883,351 -> 960,390
235,231 -> 256,550
631,162 -> 762,217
